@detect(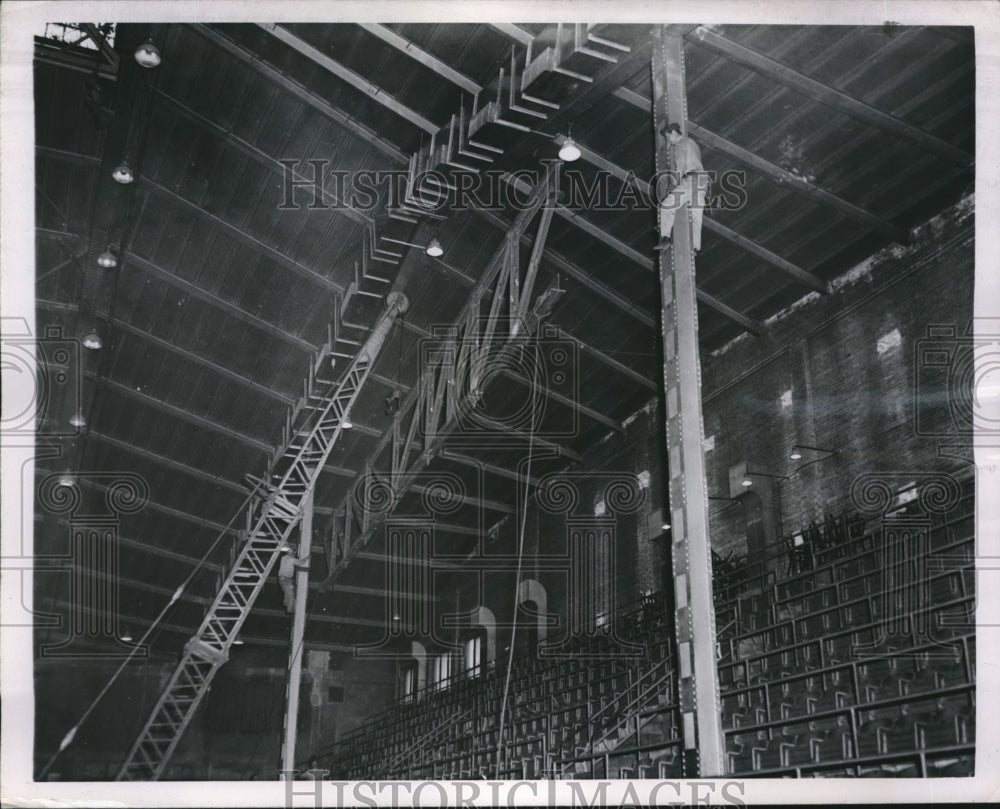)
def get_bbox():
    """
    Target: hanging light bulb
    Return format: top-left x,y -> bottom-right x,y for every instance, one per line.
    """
342,414 -> 353,429
82,331 -> 102,350
425,238 -> 444,257
112,163 -> 134,184
134,39 -> 162,69
741,477 -> 753,487
233,636 -> 244,645
660,522 -> 671,531
97,250 -> 117,269
69,411 -> 86,428
120,627 -> 134,643
789,449 -> 803,460
558,138 -> 581,162
57,471 -> 75,488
